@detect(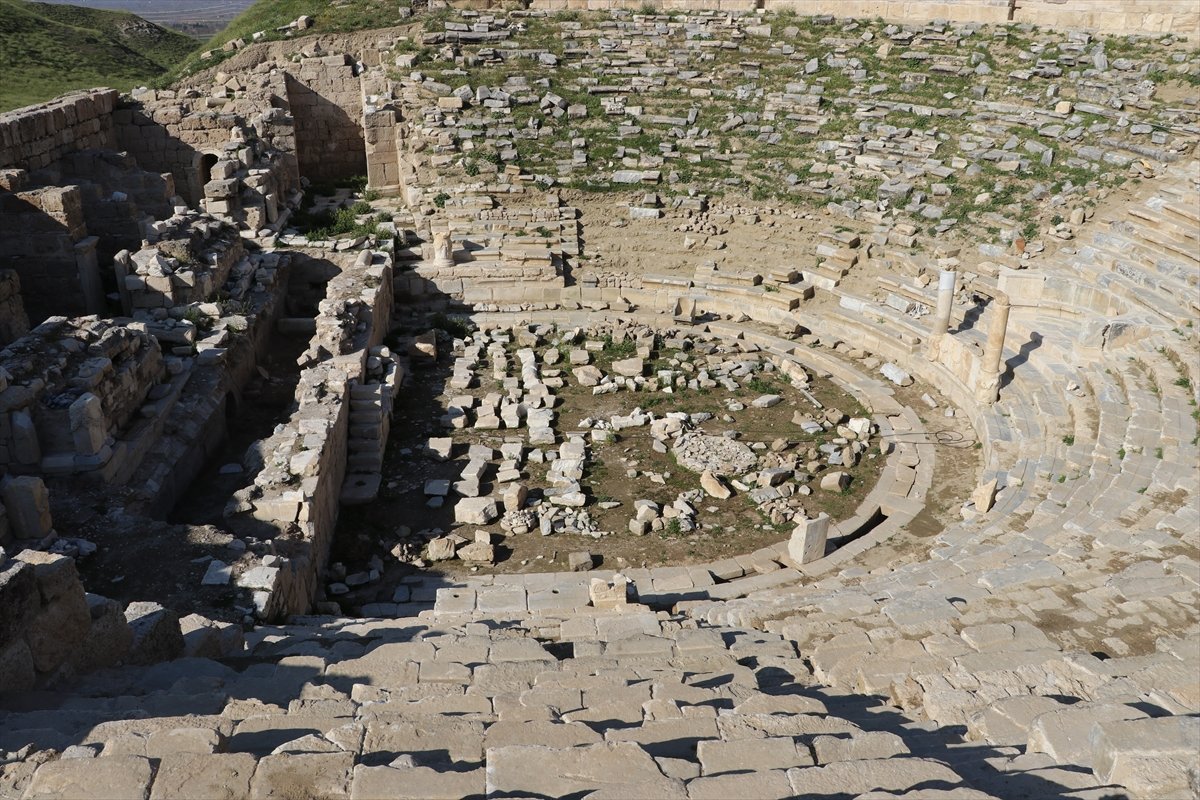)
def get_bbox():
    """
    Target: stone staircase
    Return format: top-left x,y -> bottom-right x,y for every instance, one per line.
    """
3,608 -> 1161,800
670,313 -> 1200,798
1070,160 -> 1200,326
